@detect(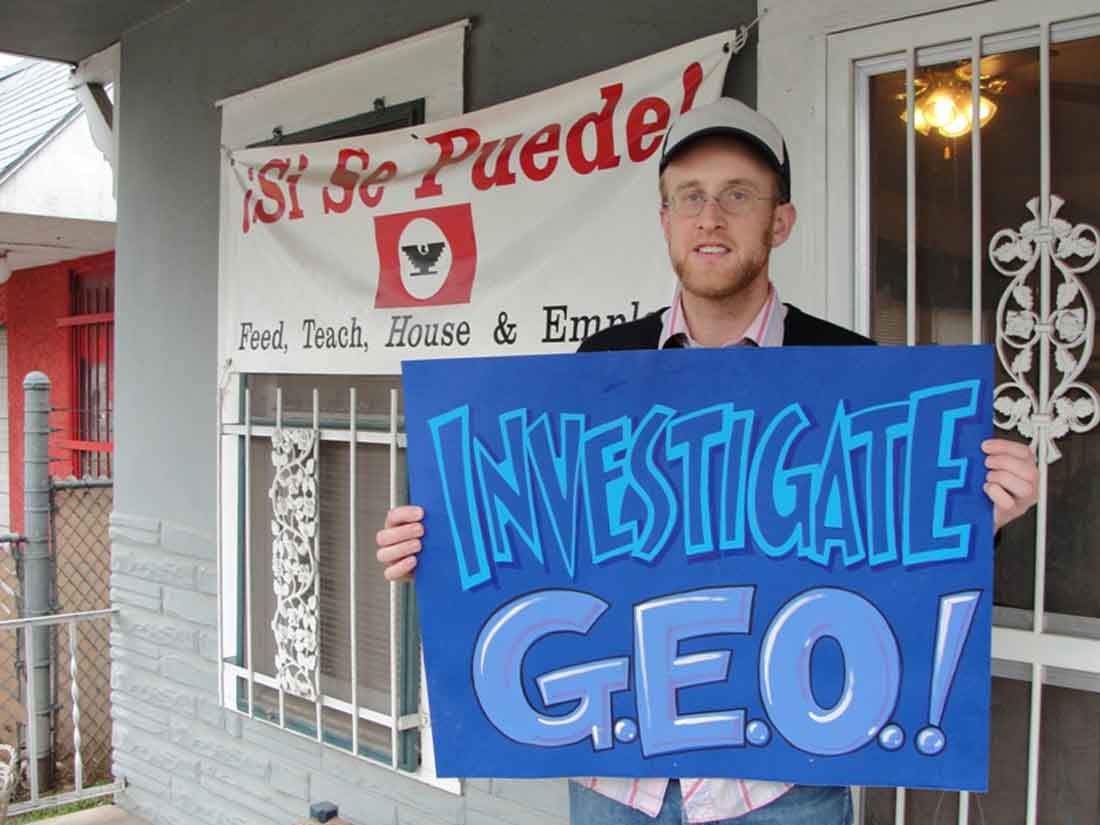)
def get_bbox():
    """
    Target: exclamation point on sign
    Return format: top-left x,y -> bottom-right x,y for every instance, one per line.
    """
916,590 -> 982,756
